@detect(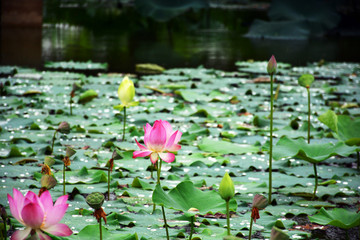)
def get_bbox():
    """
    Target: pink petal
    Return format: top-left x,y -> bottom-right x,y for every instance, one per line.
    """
10,189 -> 25,220
35,229 -> 52,240
43,204 -> 68,228
167,144 -> 181,152
135,139 -> 148,151
21,202 -> 44,228
159,120 -> 173,139
165,130 -> 179,150
43,223 -> 73,237
148,121 -> 167,151
150,152 -> 159,164
159,152 -> 175,163
143,123 -> 152,146
54,195 -> 68,206
173,130 -> 182,144
7,194 -> 22,223
133,150 -> 152,159
11,227 -> 32,240
39,190 -> 53,211
24,191 -> 38,203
